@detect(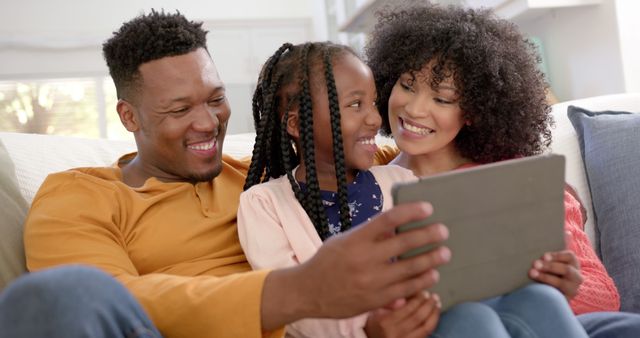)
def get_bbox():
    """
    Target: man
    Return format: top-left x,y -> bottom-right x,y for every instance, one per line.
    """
12,10 -> 450,338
